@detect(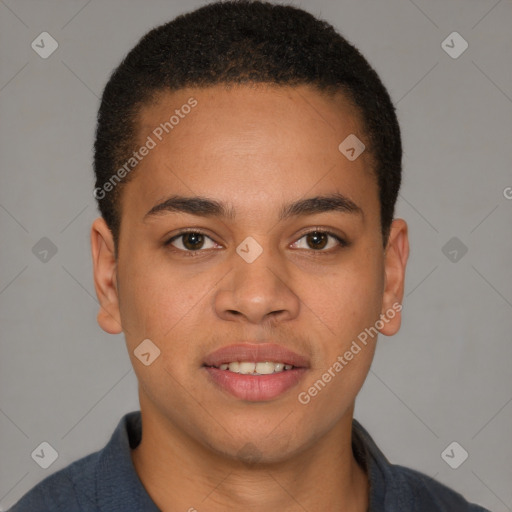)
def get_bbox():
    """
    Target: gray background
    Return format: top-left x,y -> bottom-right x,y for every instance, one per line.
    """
1,0 -> 511,510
